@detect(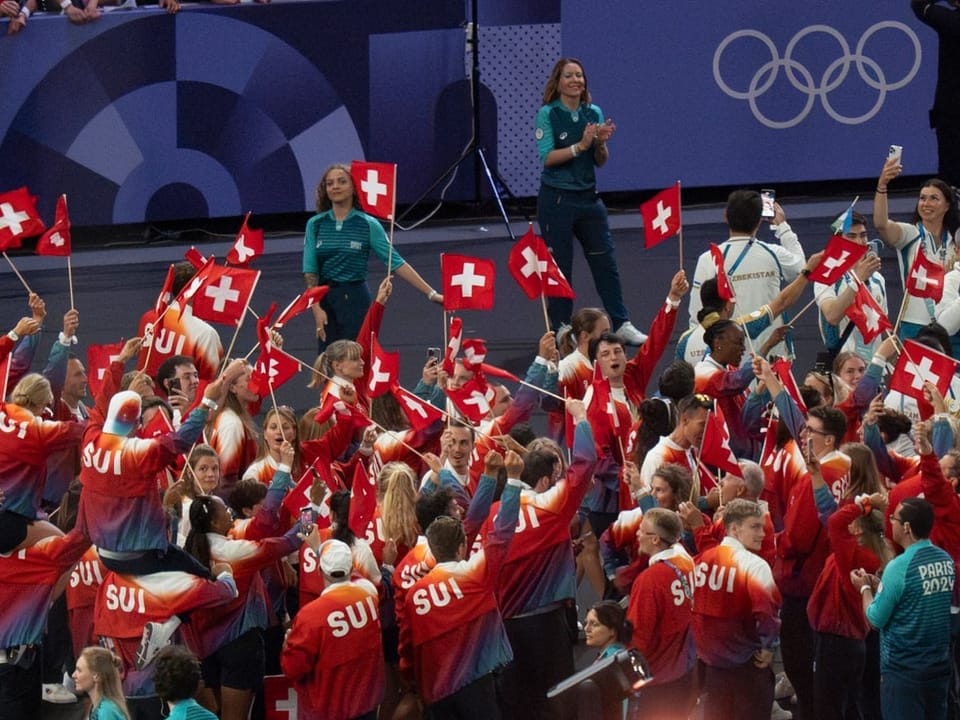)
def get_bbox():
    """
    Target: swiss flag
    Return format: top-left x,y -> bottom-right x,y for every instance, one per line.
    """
274,286 -> 329,328
249,306 -> 300,397
640,182 -> 681,248
507,227 -> 575,299
348,461 -> 378,536
35,194 -> 71,256
699,406 -> 742,479
446,375 -> 495,424
86,341 -> 125,398
226,212 -> 264,267
844,284 -> 892,344
191,266 -> 260,327
771,358 -> 808,415
367,337 -> 399,398
461,339 -> 487,370
0,187 -> 45,250
174,256 -> 216,307
184,247 -> 207,270
906,248 -> 945,302
443,316 -> 463,375
806,235 -> 867,285
263,675 -> 297,720
153,265 -> 176,316
350,161 -> 397,220
441,254 -> 495,311
709,243 -> 736,301
391,386 -> 444,431
889,340 -> 958,403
